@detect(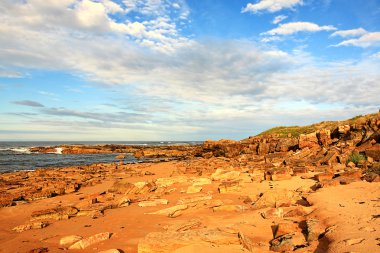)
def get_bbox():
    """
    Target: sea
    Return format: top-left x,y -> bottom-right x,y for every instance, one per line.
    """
0,141 -> 201,173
